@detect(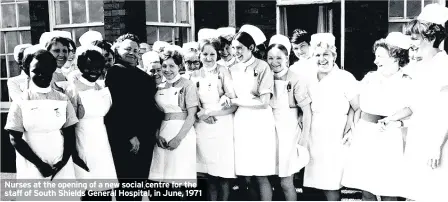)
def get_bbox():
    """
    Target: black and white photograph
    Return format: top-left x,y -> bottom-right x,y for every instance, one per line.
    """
1,0 -> 447,201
